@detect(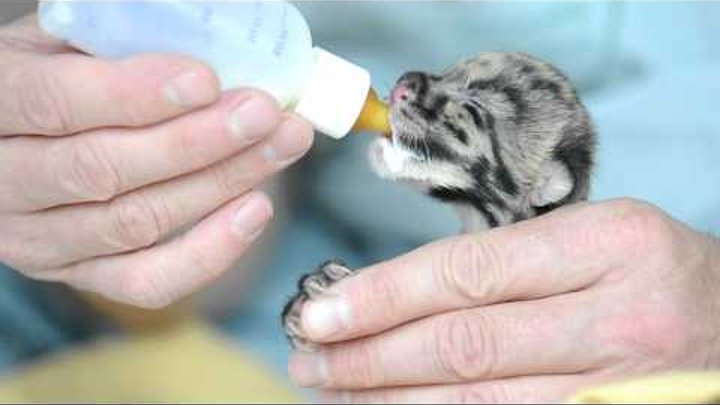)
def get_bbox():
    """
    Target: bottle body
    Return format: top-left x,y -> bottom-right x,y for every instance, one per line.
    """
38,0 -> 314,108
38,0 -> 390,138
